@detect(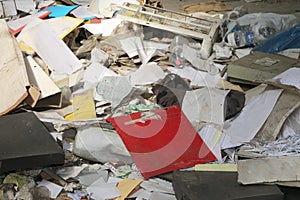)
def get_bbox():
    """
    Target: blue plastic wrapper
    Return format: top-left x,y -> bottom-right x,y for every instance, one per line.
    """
253,25 -> 300,54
